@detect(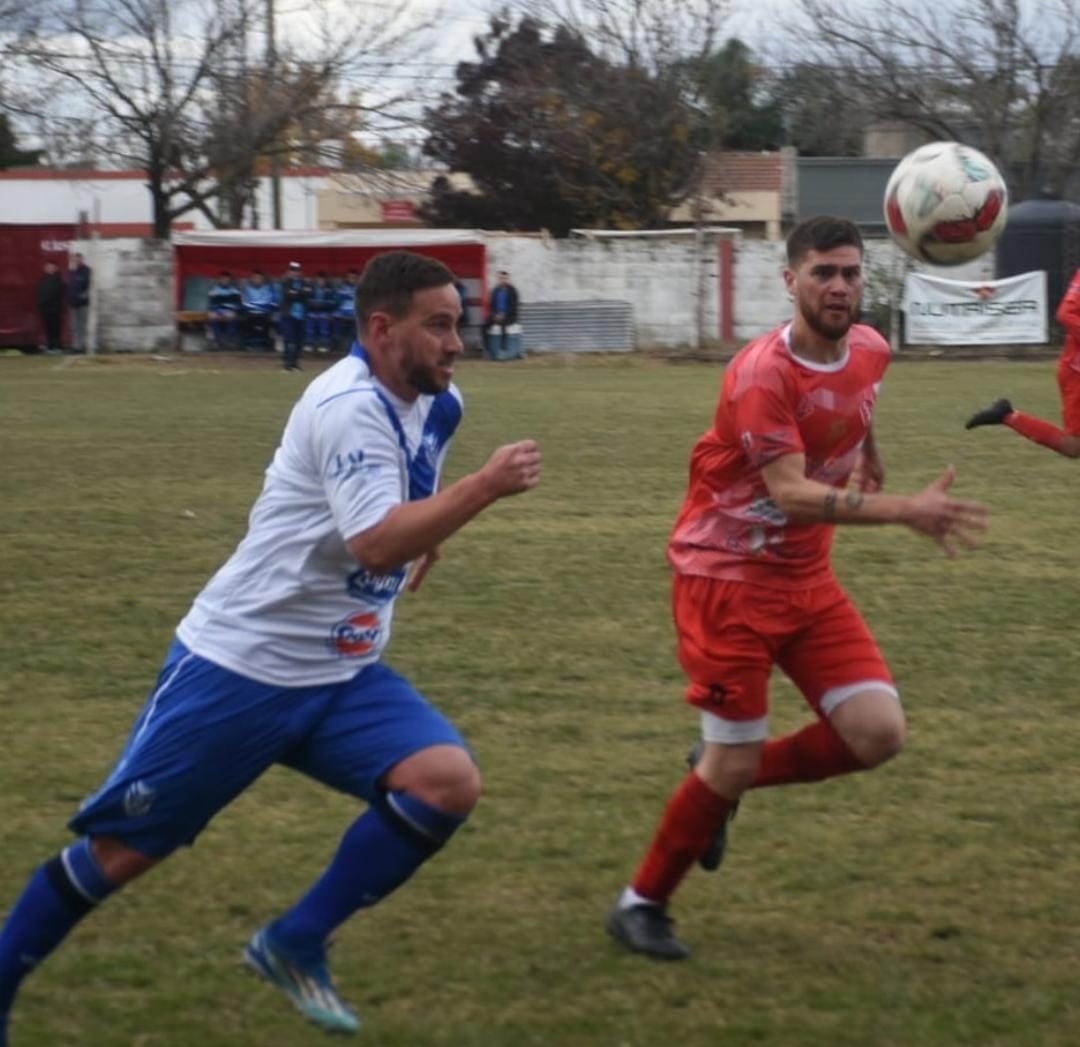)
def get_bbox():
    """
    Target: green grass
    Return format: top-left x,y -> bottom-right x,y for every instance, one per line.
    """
1,352 -> 1079,1046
